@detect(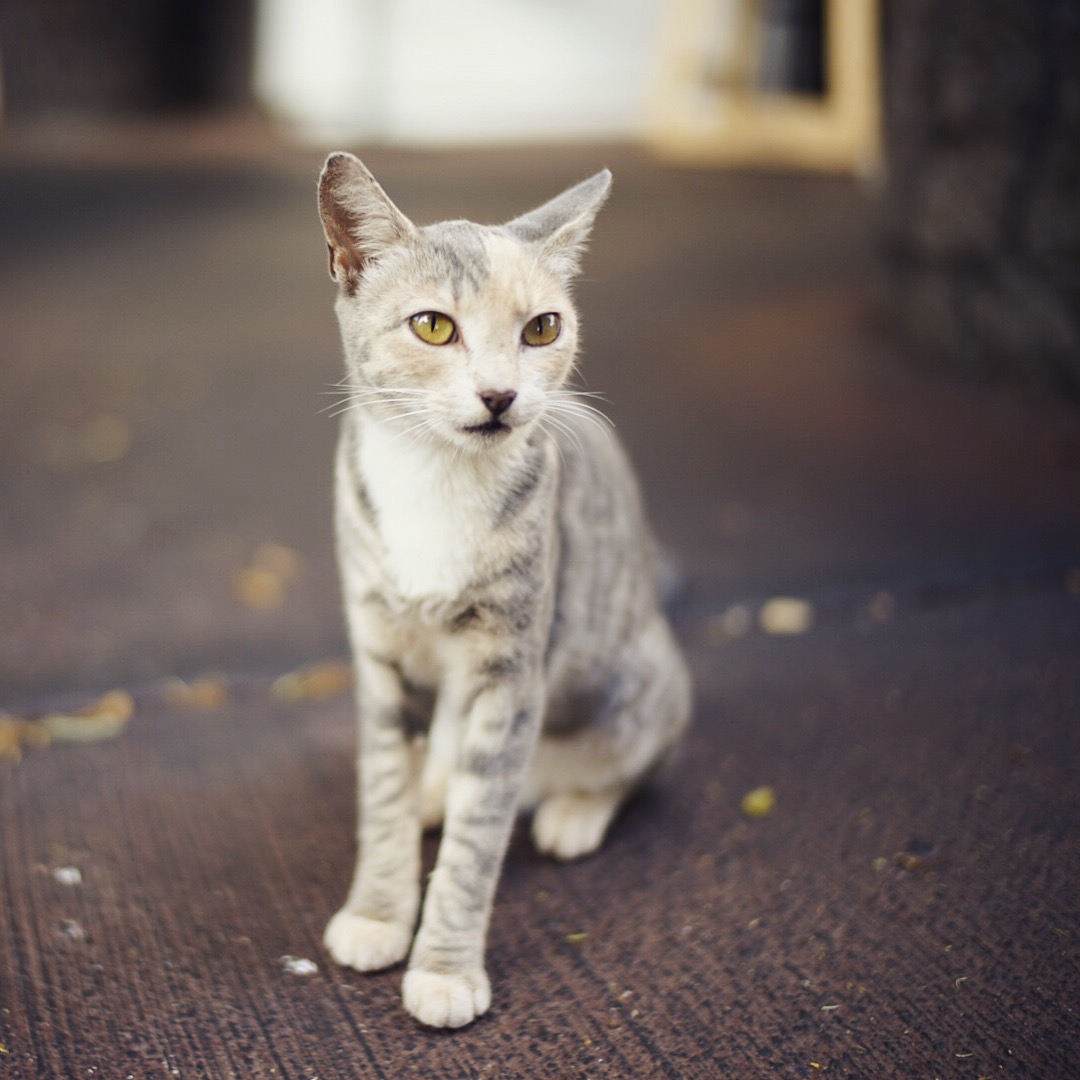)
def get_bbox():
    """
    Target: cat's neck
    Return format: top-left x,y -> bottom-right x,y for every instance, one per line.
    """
349,410 -> 548,601
355,410 -> 536,492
